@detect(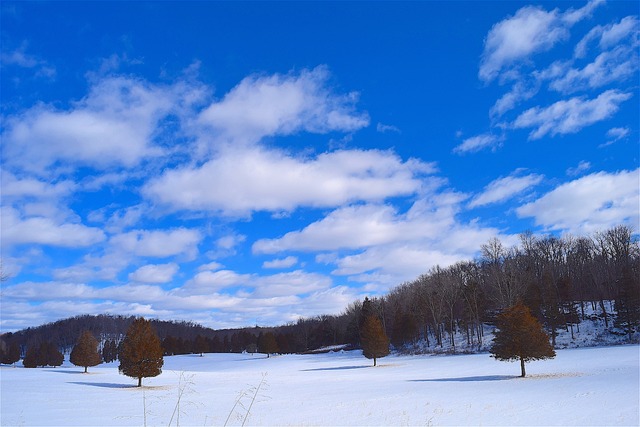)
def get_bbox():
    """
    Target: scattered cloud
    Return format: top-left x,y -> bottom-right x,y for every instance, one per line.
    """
376,122 -> 401,133
263,256 -> 299,269
468,170 -> 544,208
110,228 -> 202,259
1,43 -> 56,79
479,0 -> 603,82
1,206 -> 106,248
601,126 -> 631,147
198,66 -> 369,145
566,160 -> 591,176
128,263 -> 179,284
512,90 -> 632,139
144,147 -> 435,216
453,133 -> 502,154
516,168 -> 640,234
2,77 -> 176,173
